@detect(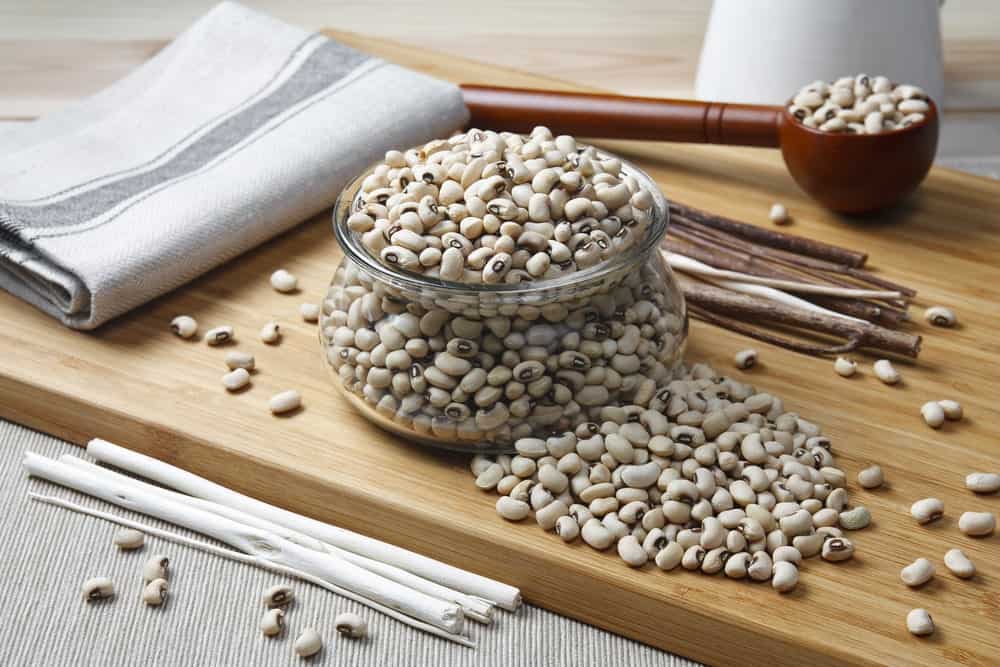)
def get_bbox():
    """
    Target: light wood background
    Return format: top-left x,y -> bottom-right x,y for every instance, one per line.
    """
1,0 -> 999,162
1,26 -> 999,666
